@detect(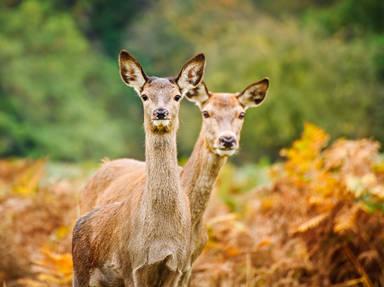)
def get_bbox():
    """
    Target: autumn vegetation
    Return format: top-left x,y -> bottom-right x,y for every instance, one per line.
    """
1,124 -> 383,286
